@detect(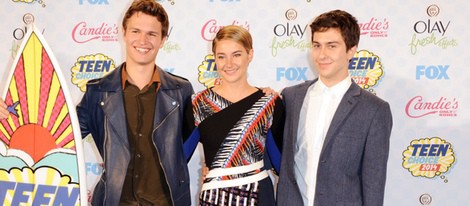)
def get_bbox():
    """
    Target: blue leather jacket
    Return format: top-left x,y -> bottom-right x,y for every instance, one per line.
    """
77,63 -> 194,206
